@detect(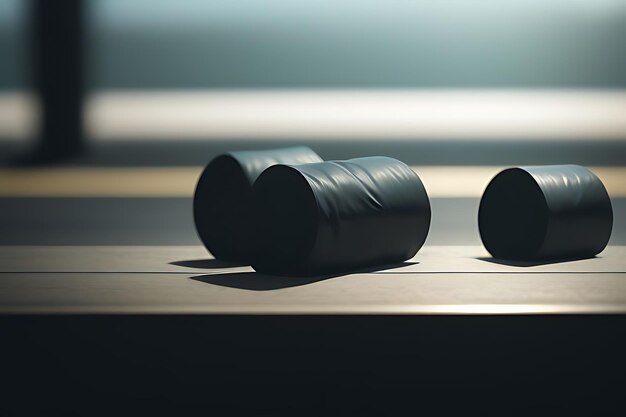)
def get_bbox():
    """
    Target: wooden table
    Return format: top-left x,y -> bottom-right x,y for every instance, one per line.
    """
2,245 -> 625,413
